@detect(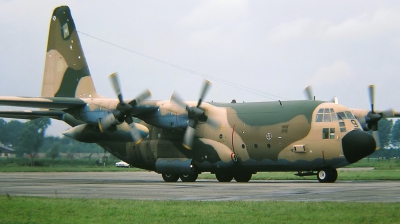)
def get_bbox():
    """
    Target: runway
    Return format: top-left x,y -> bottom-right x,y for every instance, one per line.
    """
1,172 -> 400,202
